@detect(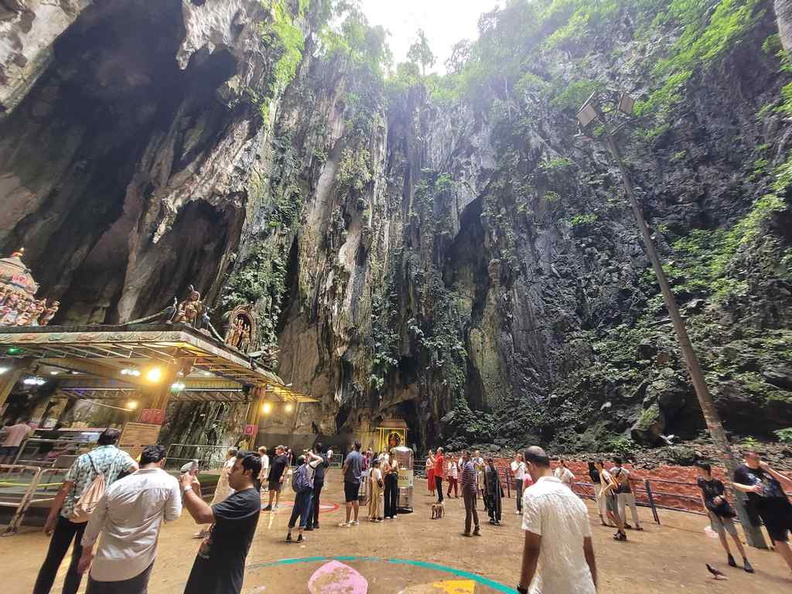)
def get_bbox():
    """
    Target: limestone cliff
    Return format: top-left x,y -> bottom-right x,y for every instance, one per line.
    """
1,0 -> 790,453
